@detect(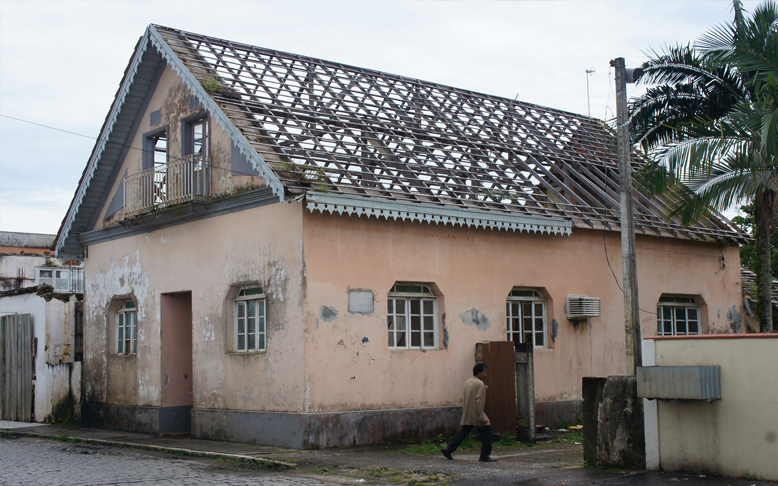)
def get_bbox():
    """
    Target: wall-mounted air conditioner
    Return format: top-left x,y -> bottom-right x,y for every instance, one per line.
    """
566,295 -> 601,320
